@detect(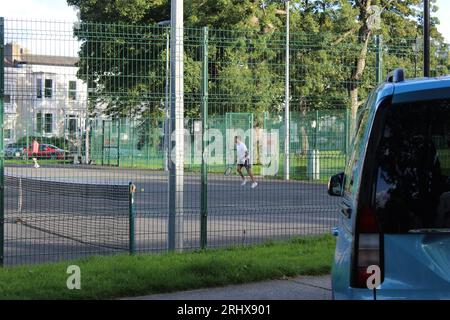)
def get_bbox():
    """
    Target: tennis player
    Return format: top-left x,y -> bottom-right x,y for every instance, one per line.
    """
235,135 -> 257,188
